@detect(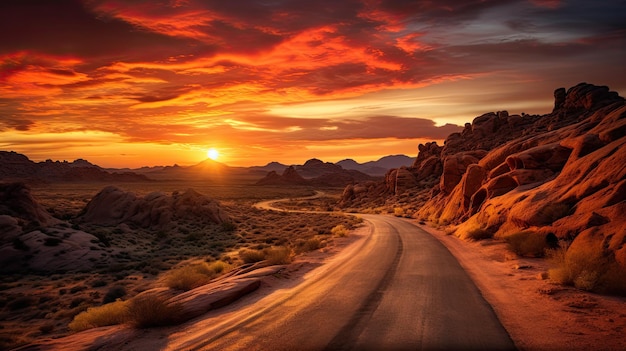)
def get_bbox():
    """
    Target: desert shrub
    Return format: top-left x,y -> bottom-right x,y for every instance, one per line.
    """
264,246 -> 293,265
164,263 -> 215,291
68,300 -> 129,332
506,231 -> 550,257
466,228 -> 492,241
239,249 -> 266,264
297,237 -> 323,253
126,294 -> 183,328
12,237 -> 29,251
331,224 -> 349,237
548,242 -> 626,295
208,260 -> 231,274
393,207 -> 405,217
537,202 -> 571,224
